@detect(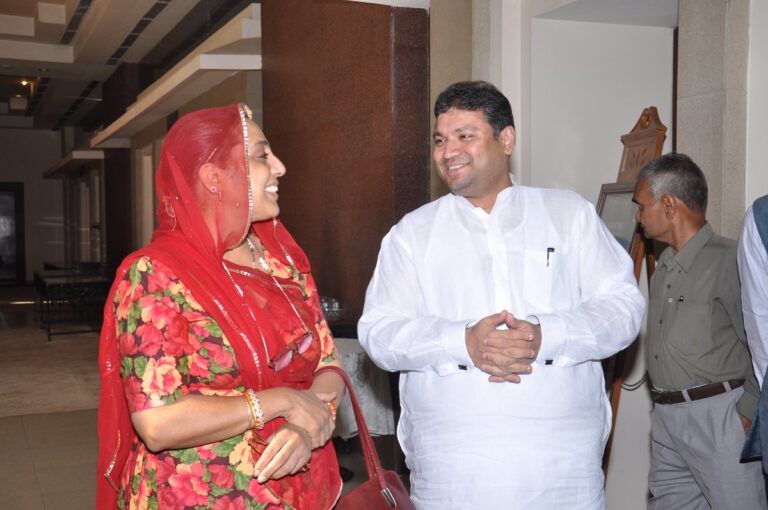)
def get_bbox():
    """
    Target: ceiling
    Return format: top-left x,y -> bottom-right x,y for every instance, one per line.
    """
0,0 -> 251,131
0,0 -> 677,132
